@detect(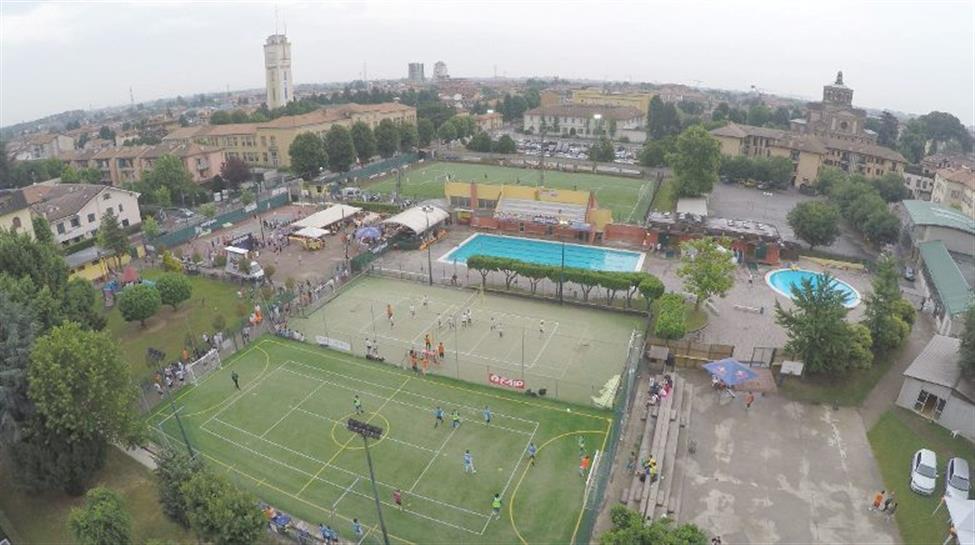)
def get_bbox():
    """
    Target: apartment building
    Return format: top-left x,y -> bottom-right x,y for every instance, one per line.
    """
60,142 -> 224,186
523,105 -> 644,139
163,103 -> 416,169
22,183 -> 141,246
571,89 -> 654,116
931,167 -> 975,217
0,189 -> 36,239
23,133 -> 75,160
